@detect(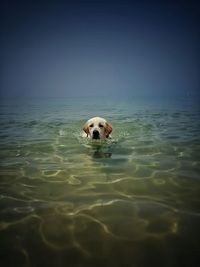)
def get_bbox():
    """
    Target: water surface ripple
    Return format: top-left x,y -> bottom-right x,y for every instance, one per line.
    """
0,97 -> 200,267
